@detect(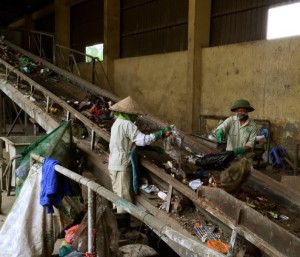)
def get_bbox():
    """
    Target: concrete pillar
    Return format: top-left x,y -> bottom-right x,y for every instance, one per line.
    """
55,0 -> 70,67
186,0 -> 211,133
104,0 -> 120,92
